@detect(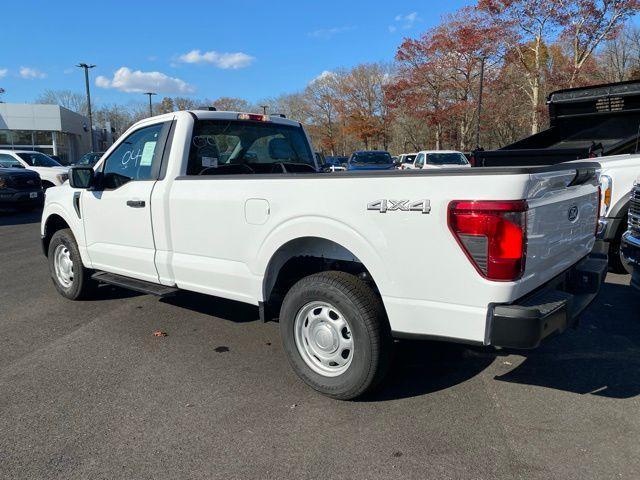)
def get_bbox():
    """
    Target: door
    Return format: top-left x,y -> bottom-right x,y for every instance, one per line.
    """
82,121 -> 170,282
